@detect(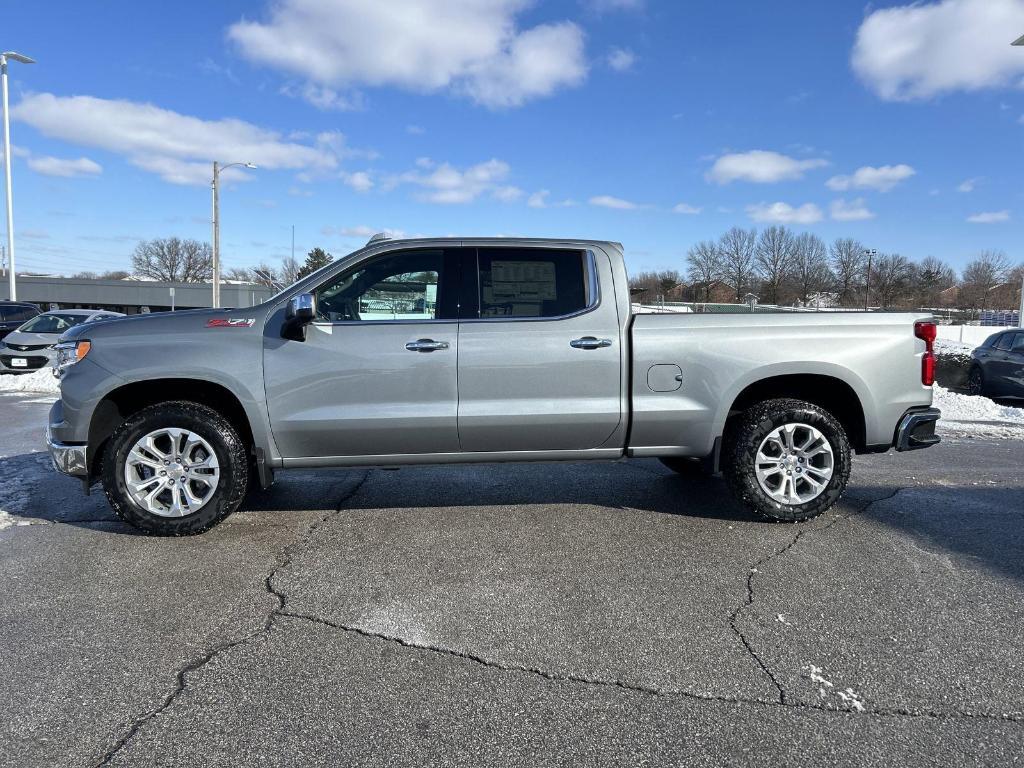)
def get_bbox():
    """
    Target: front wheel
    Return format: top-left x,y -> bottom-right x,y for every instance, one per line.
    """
102,401 -> 249,536
723,399 -> 851,523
